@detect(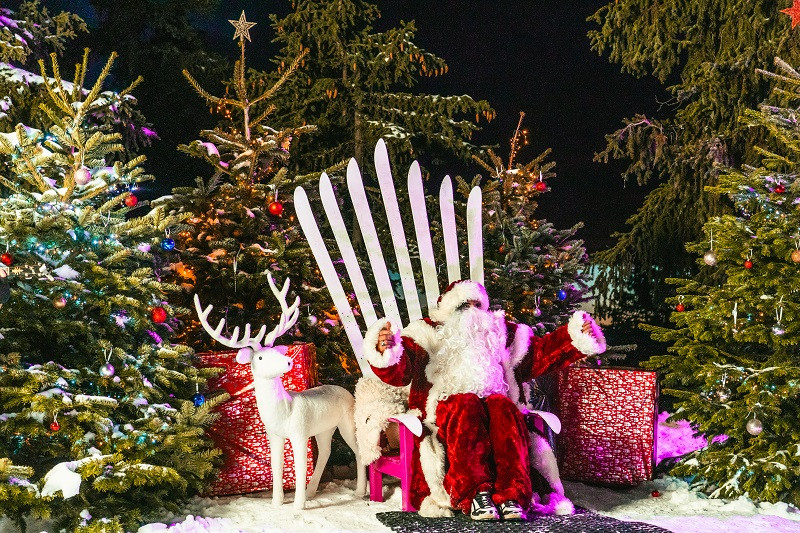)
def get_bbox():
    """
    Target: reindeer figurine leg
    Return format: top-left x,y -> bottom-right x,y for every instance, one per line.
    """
336,408 -> 367,497
268,433 -> 286,507
306,427 -> 335,499
291,435 -> 311,510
